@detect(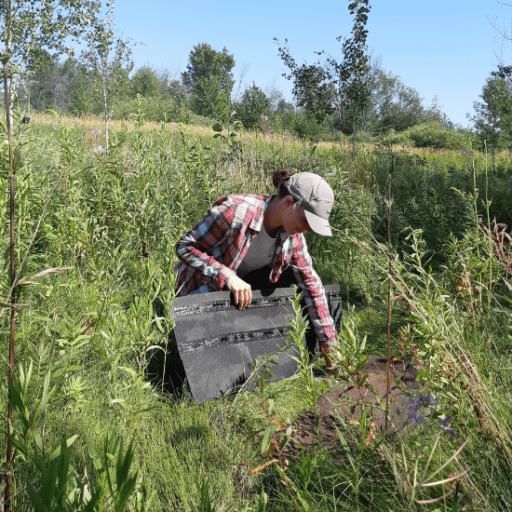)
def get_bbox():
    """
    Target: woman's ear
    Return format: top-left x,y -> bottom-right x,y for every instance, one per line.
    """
284,195 -> 295,207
